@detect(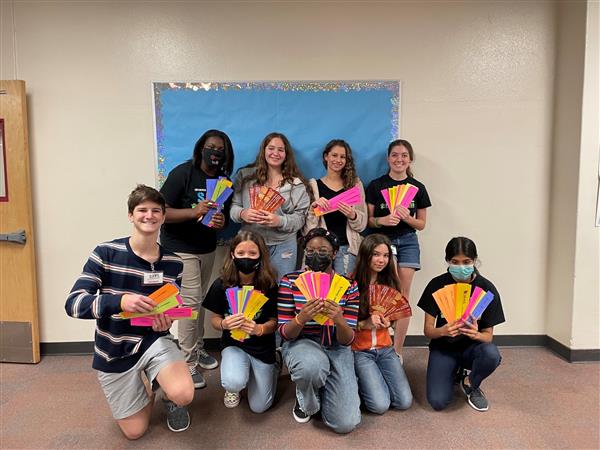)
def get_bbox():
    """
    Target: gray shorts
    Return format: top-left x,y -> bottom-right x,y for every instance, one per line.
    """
97,336 -> 184,420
